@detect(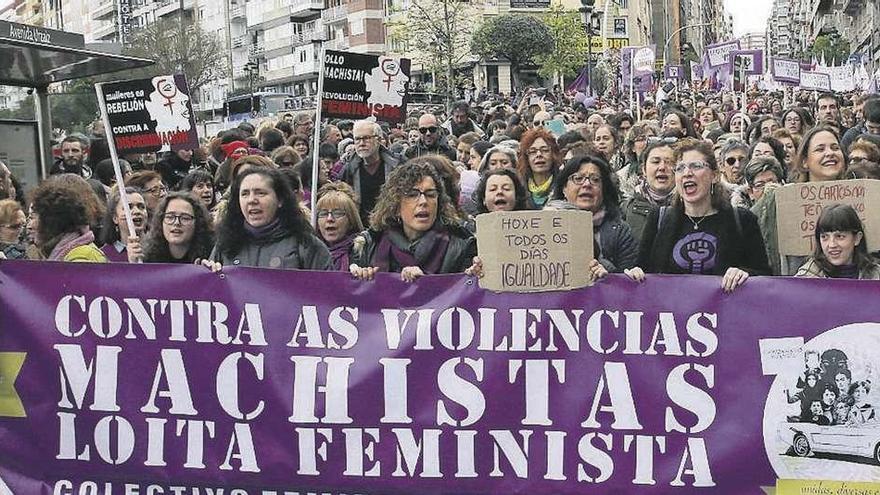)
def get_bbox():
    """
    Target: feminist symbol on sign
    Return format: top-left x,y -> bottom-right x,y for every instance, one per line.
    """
364,57 -> 409,109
